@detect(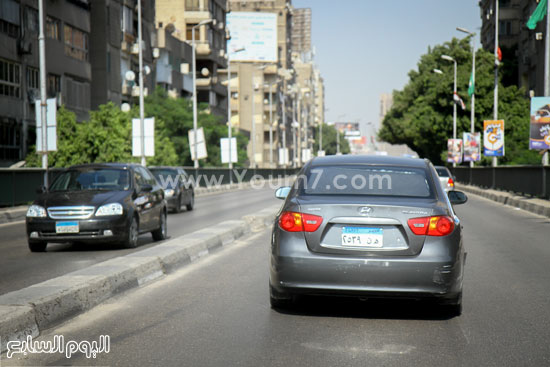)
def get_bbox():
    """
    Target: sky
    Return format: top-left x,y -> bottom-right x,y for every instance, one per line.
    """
292,0 -> 482,136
